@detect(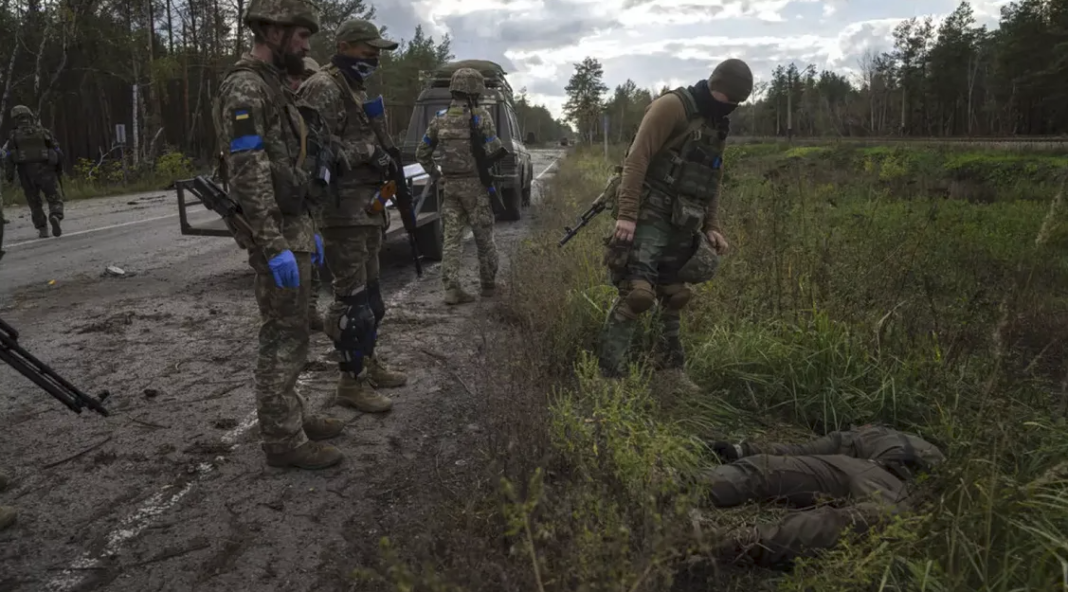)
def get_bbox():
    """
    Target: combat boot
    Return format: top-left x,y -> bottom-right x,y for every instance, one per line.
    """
49,214 -> 61,237
302,415 -> 345,441
37,227 -> 47,239
265,441 -> 343,470
308,309 -> 325,333
0,506 -> 16,531
367,356 -> 408,388
444,287 -> 476,305
334,372 -> 392,413
657,368 -> 702,397
481,281 -> 506,298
